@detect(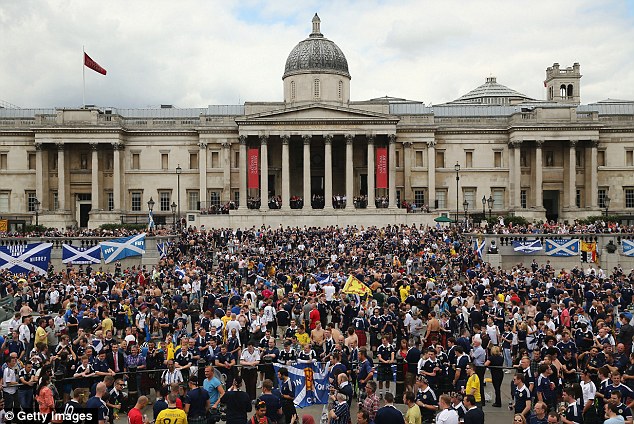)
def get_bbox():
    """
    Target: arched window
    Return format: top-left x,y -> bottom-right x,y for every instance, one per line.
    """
290,81 -> 296,101
338,80 -> 343,99
560,84 -> 567,98
567,84 -> 574,98
313,79 -> 320,99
